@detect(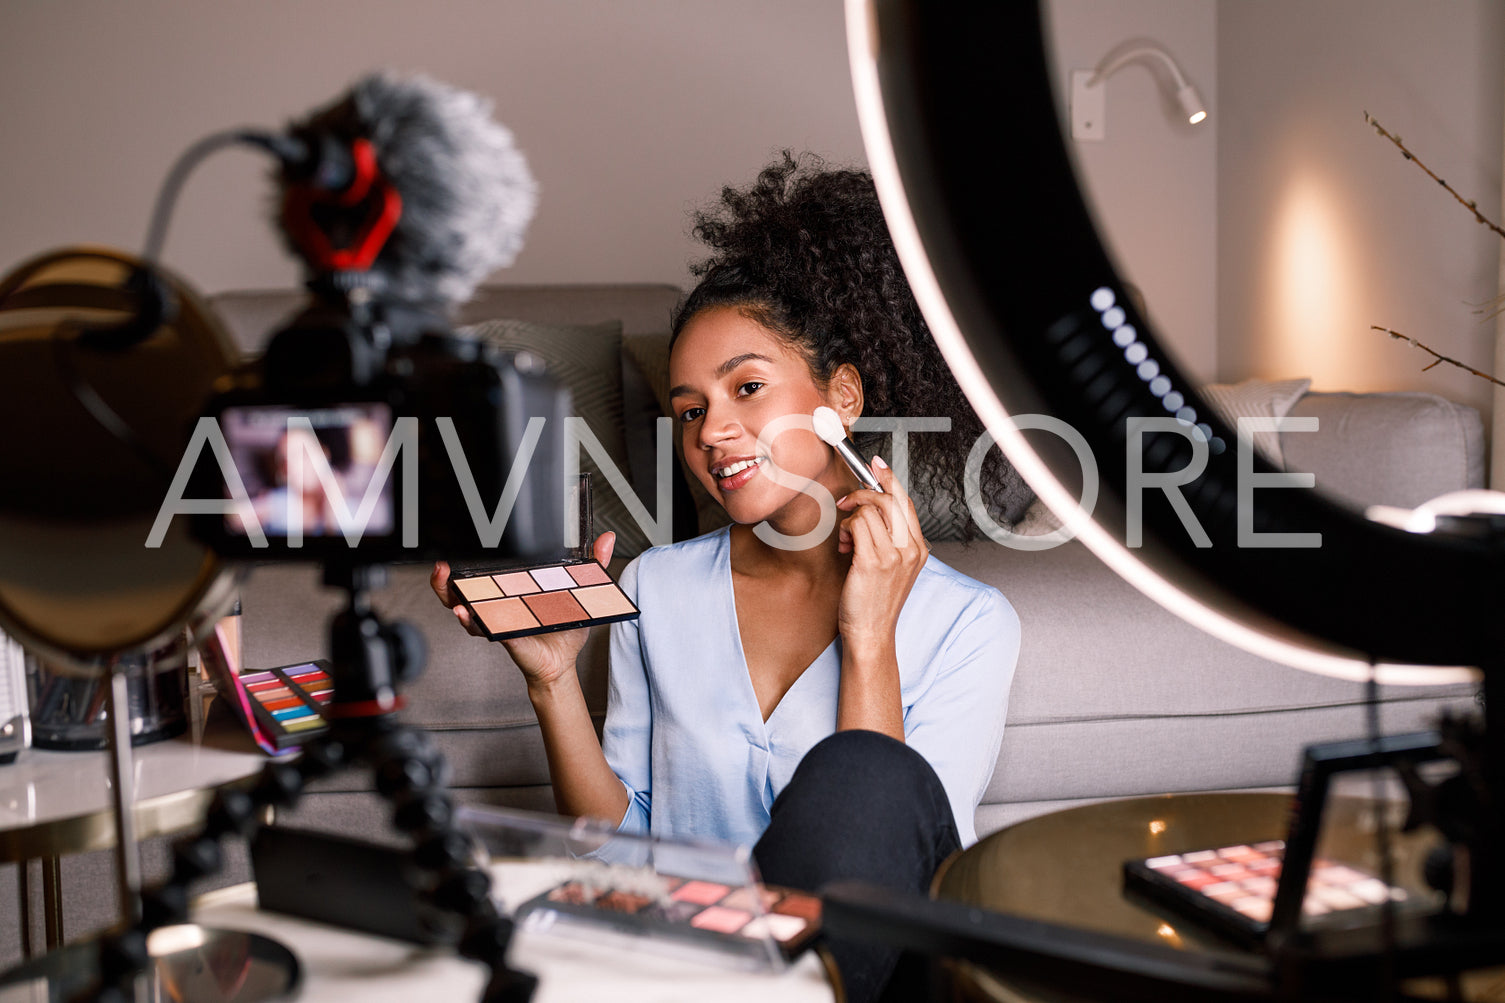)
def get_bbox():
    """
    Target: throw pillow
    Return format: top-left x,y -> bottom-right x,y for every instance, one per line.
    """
462,318 -> 657,559
1200,377 -> 1312,468
903,453 -> 1035,543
